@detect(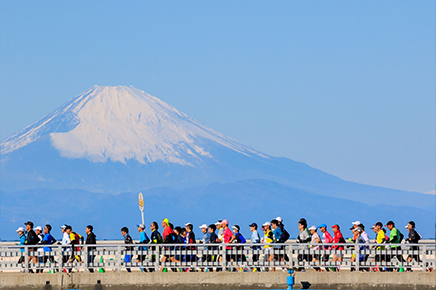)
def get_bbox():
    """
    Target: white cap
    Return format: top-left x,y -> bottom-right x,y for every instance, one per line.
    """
352,221 -> 362,225
137,223 -> 145,229
16,227 -> 25,232
405,225 -> 408,229
262,222 -> 271,227
34,226 -> 42,231
199,224 -> 208,229
184,222 -> 192,226
276,216 -> 283,222
308,226 -> 317,231
60,225 -> 67,229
